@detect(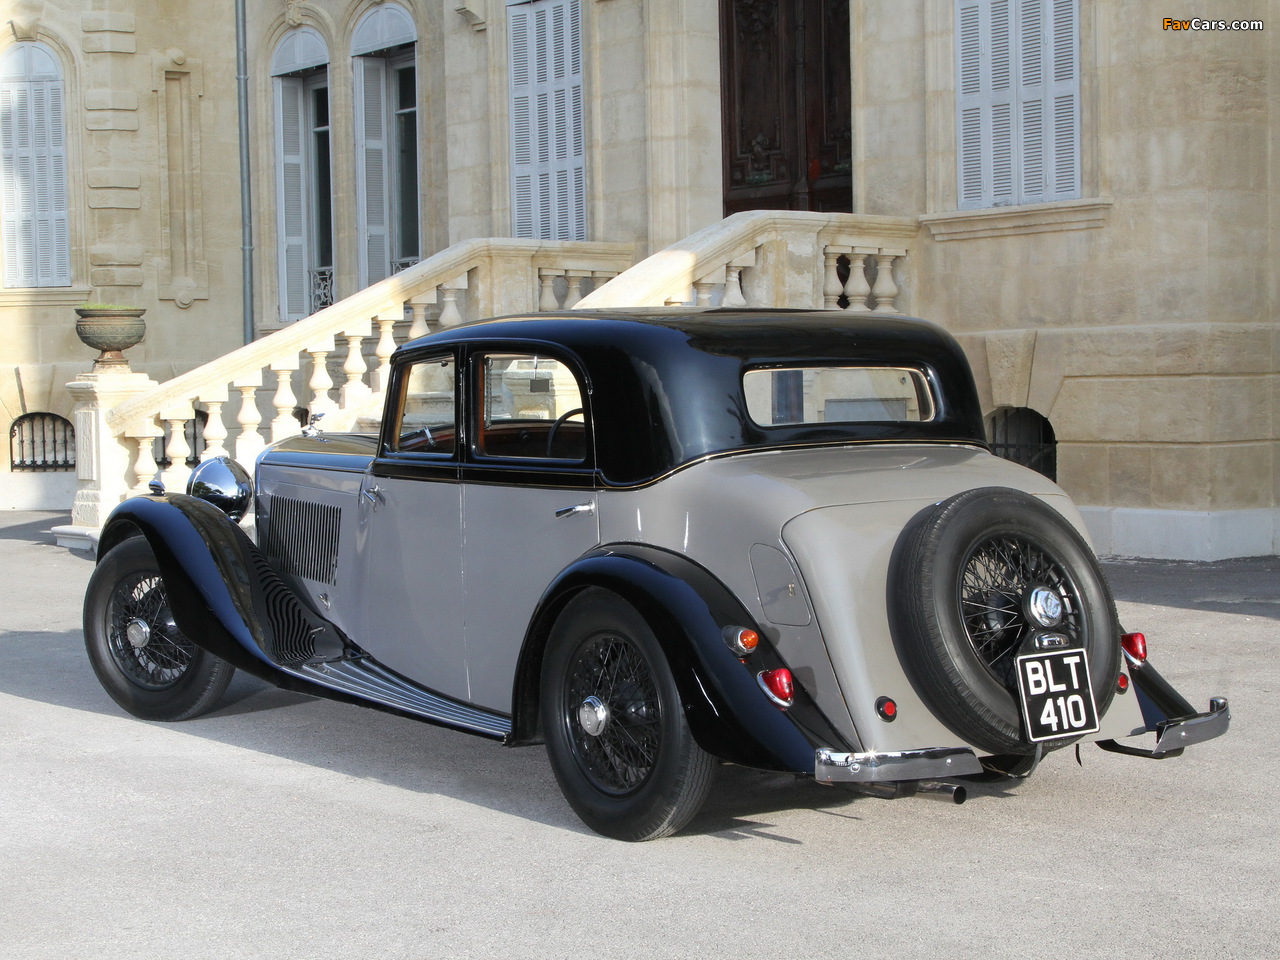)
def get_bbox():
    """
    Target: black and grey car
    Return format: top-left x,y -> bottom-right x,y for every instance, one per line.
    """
83,310 -> 1229,840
